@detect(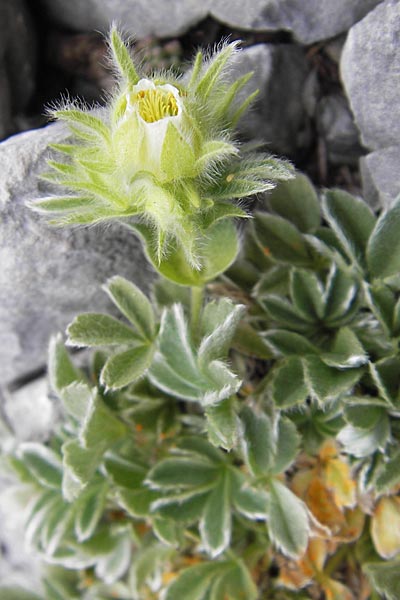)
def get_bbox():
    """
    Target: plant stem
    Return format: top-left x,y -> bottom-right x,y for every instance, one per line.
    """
190,285 -> 204,343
